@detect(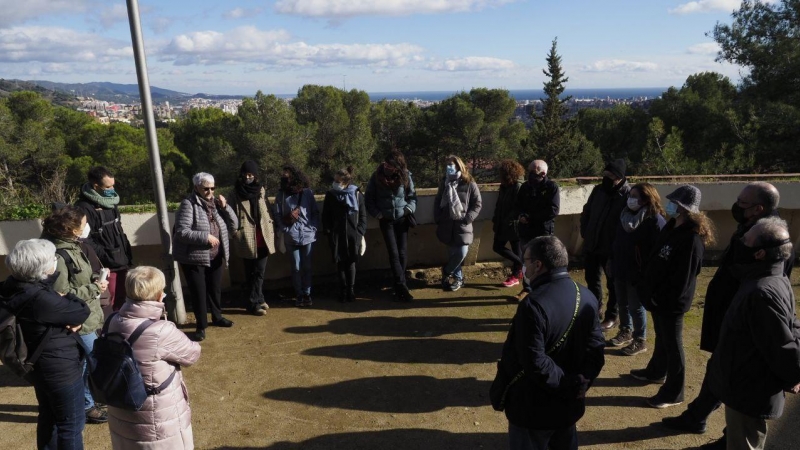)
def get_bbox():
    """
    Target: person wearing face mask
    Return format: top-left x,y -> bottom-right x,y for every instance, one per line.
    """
513,159 -> 560,301
1,239 -> 91,449
322,166 -> 367,303
630,185 -> 716,410
579,159 -> 631,331
433,155 -> 482,292
494,236 -> 604,450
173,172 -> 238,342
702,217 -> 800,450
661,182 -> 793,446
42,205 -> 111,425
606,183 -> 667,357
229,160 -> 276,316
492,160 -> 526,289
76,166 -> 134,312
